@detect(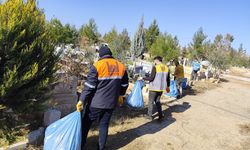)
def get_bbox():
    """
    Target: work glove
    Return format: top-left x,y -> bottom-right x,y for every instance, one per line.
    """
76,101 -> 83,112
118,96 -> 124,107
166,87 -> 170,93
